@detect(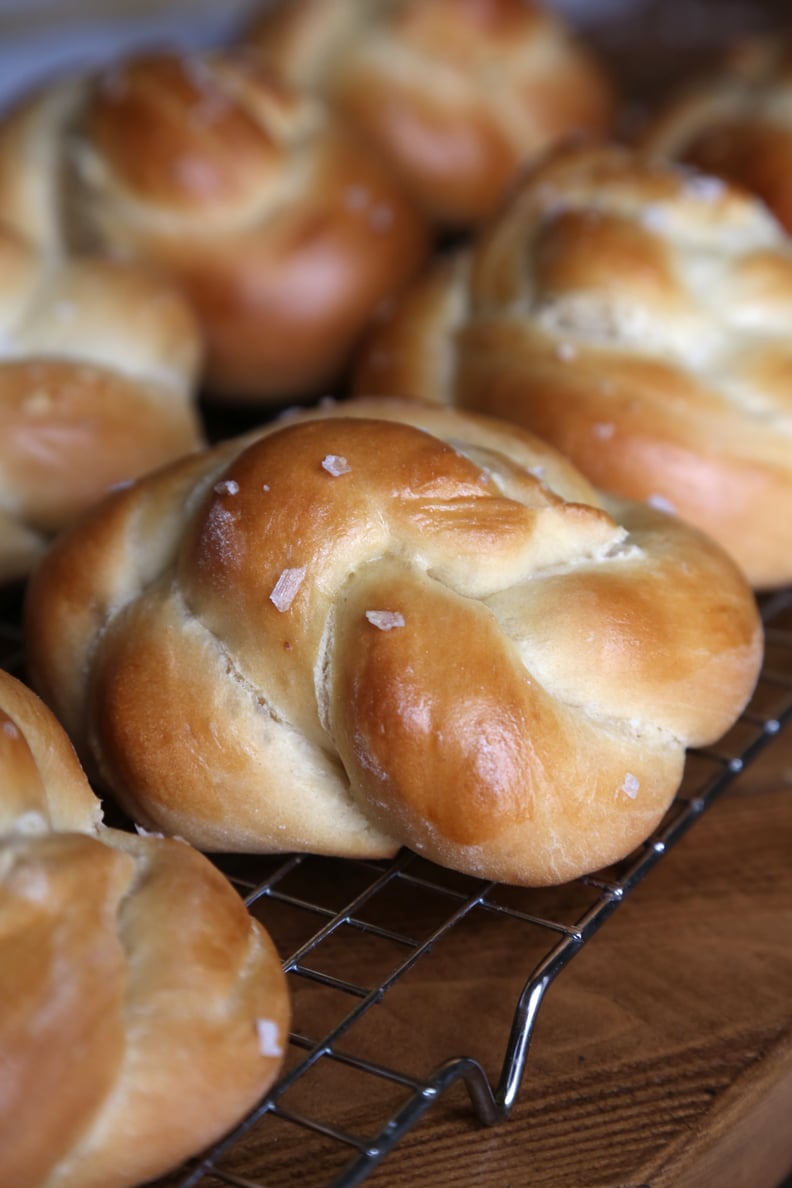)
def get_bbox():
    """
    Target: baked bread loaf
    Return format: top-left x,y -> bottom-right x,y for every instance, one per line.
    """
0,50 -> 430,403
642,39 -> 792,234
243,0 -> 615,228
0,667 -> 290,1188
353,142 -> 792,590
23,397 -> 762,886
0,222 -> 204,585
